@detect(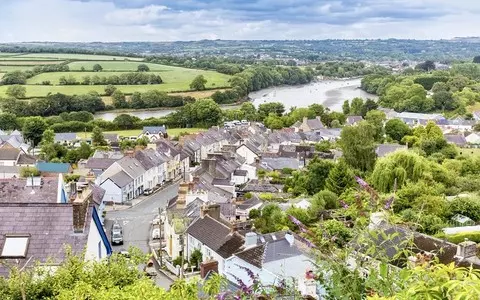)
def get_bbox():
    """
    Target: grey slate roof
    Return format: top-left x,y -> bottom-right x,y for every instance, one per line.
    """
54,133 -> 77,142
0,203 -> 92,276
375,144 -> 408,158
0,148 -> 20,160
306,118 -> 324,130
86,158 -> 116,170
134,149 -> 165,170
260,157 -> 300,170
108,171 -> 132,188
116,157 -> 146,179
103,133 -> 119,143
234,169 -> 248,176
186,215 -> 233,252
17,153 -> 36,165
92,150 -> 124,160
0,178 -> 59,203
143,126 -> 166,135
346,116 -> 364,125
235,244 -> 266,268
445,134 -> 467,147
